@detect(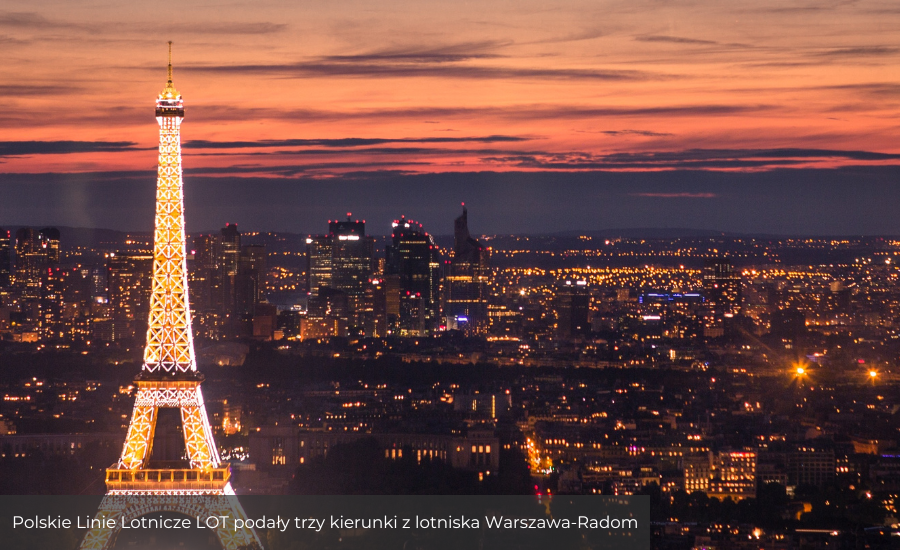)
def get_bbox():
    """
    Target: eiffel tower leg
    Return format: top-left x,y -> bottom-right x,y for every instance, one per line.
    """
180,386 -> 220,469
79,493 -> 262,550
79,496 -> 125,550
119,404 -> 156,470
210,488 -> 264,550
